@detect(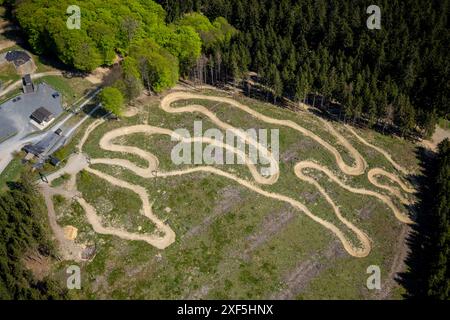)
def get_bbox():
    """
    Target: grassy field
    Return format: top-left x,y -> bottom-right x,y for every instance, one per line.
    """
439,118 -> 450,130
35,75 -> 93,106
46,89 -> 420,300
0,155 -> 23,191
0,63 -> 20,84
